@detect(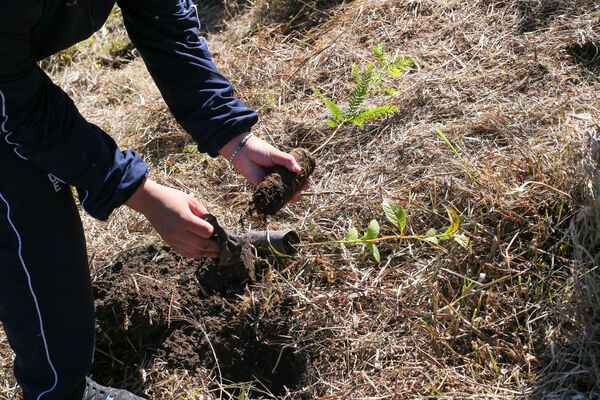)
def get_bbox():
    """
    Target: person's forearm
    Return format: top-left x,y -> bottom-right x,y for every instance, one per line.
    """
218,132 -> 251,161
125,178 -> 158,216
118,0 -> 258,156
125,178 -> 219,258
